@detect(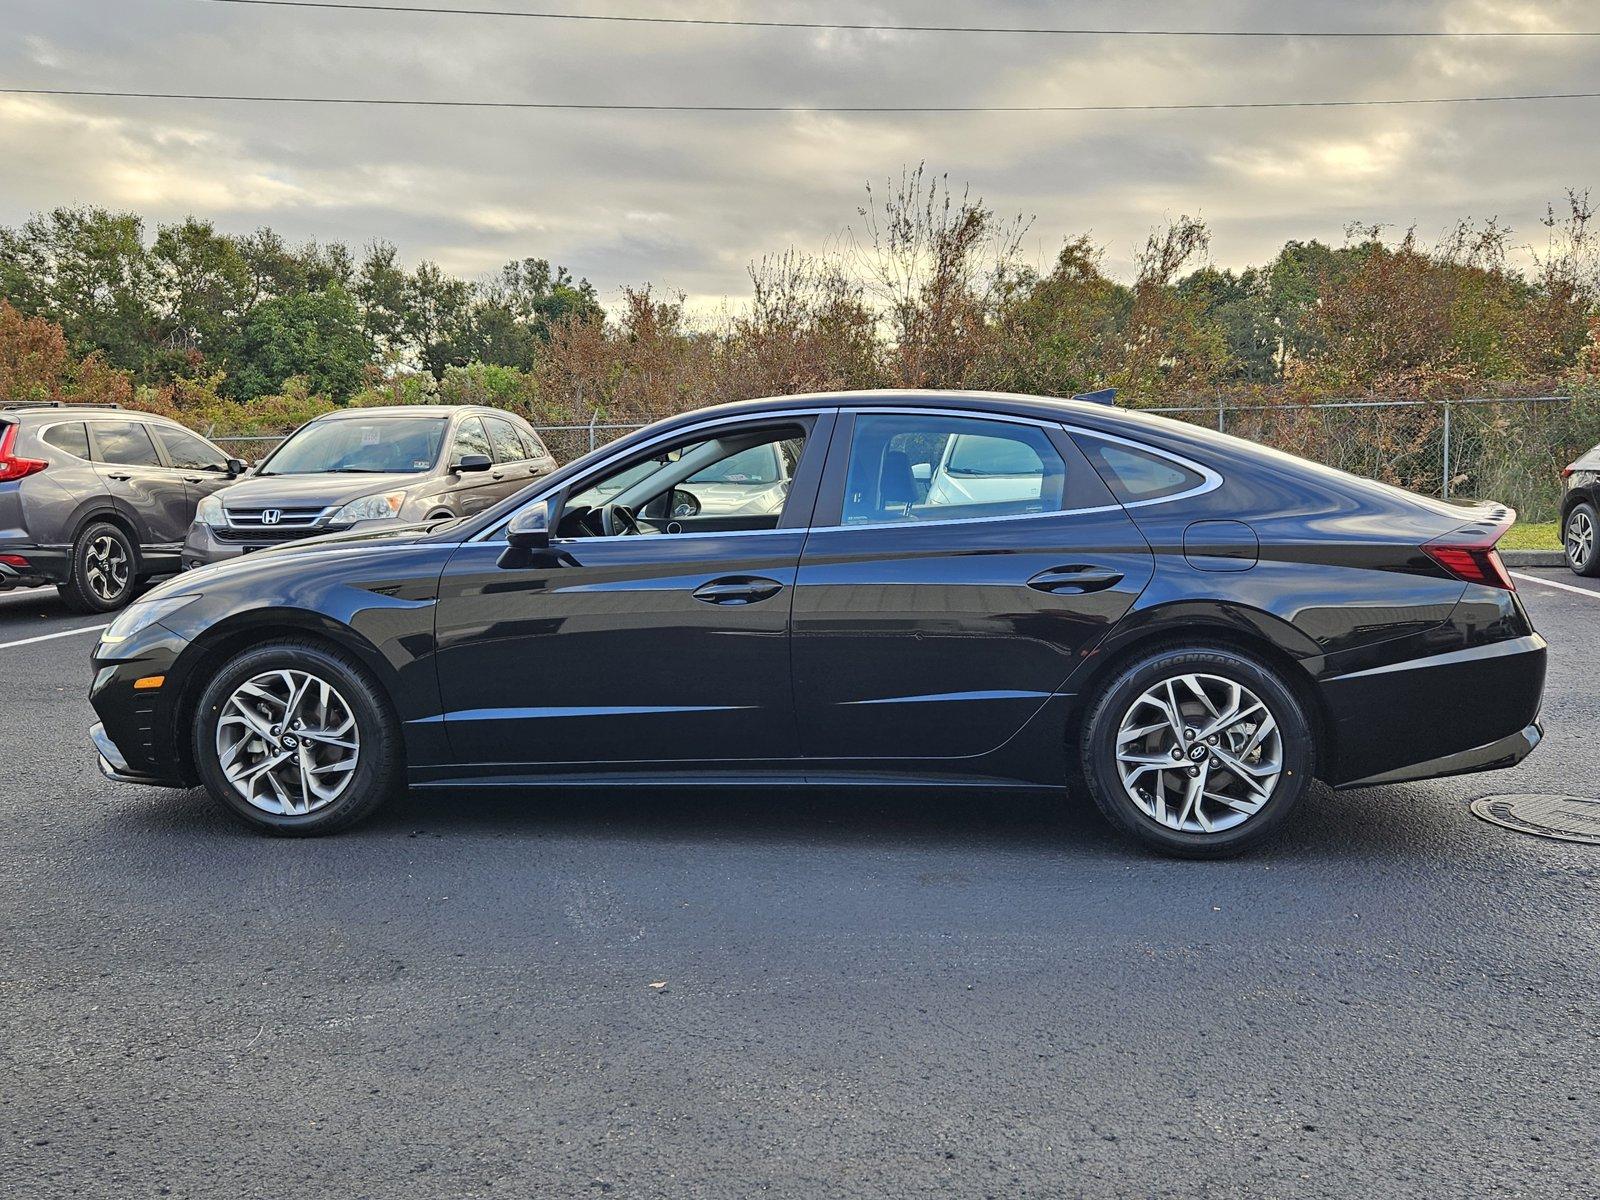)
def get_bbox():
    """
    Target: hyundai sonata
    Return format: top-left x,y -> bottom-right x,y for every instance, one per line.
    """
88,390 -> 1546,856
